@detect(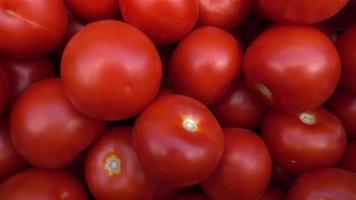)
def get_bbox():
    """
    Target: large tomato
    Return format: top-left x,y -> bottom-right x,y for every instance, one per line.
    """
10,79 -> 106,168
0,66 -> 8,115
0,0 -> 68,57
339,141 -> 356,172
133,95 -> 224,187
61,20 -> 162,121
243,26 -> 340,113
201,128 -> 272,200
